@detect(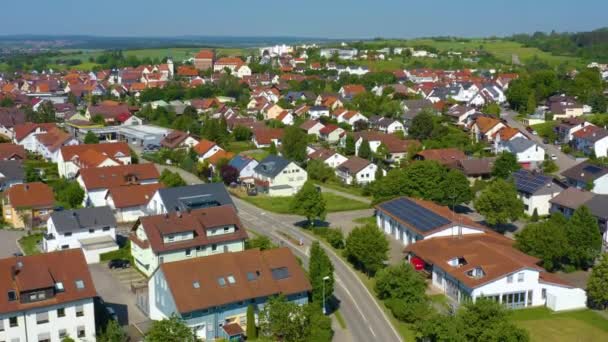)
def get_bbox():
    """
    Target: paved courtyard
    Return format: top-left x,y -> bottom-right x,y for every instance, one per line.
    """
0,229 -> 25,257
